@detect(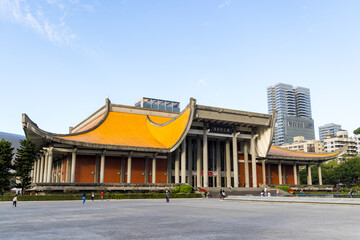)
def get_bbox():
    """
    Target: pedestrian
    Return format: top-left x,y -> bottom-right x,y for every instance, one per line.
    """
81,193 -> 86,206
165,190 -> 170,203
91,192 -> 95,201
12,194 -> 17,207
300,188 -> 304,196
264,187 -> 268,195
222,189 -> 226,199
261,191 -> 264,197
101,192 -> 104,200
276,189 -> 279,197
267,192 -> 271,197
349,189 -> 353,198
219,189 -> 223,201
